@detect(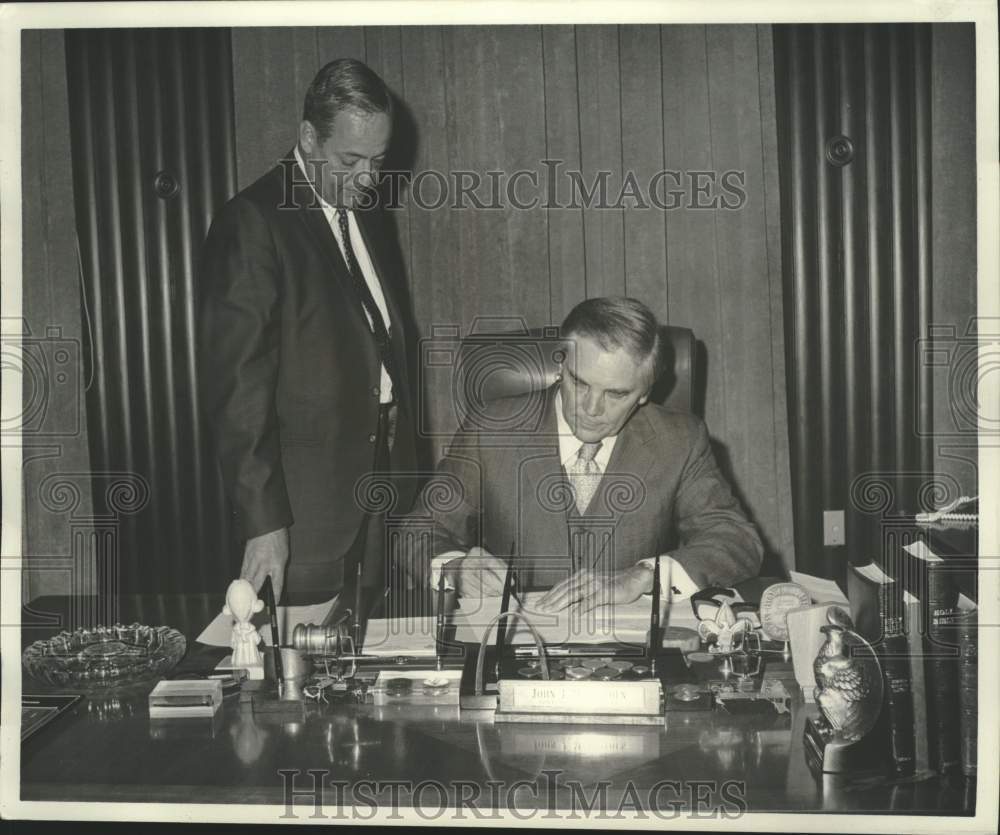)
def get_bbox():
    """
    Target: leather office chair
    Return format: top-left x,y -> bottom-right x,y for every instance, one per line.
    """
453,325 -> 696,414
